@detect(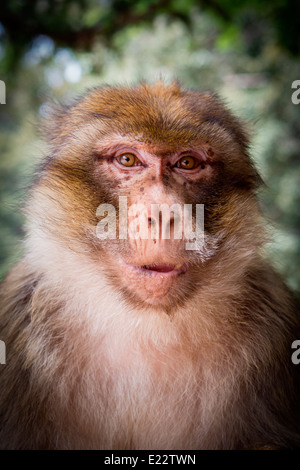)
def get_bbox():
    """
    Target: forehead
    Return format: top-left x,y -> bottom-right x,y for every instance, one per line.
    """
95,132 -> 204,156
77,84 -> 222,145
67,82 -> 248,154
